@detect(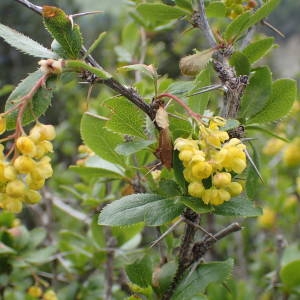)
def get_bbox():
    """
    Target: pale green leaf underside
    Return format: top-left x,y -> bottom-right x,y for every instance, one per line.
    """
0,23 -> 57,59
98,193 -> 184,226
